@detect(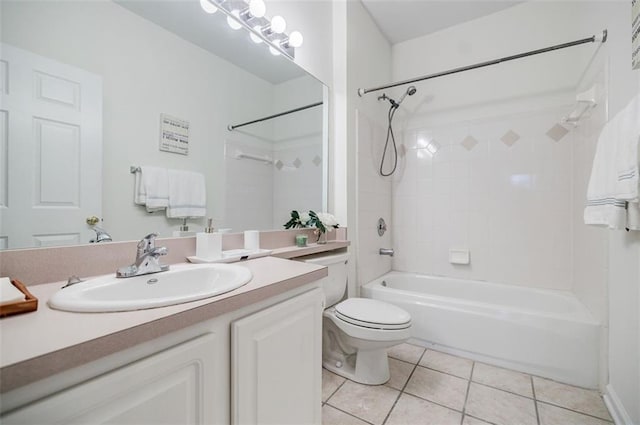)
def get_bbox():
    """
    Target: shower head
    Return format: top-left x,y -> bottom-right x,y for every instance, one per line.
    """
396,85 -> 417,106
